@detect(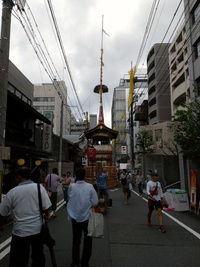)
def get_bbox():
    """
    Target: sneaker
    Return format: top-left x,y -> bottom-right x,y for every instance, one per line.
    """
159,226 -> 166,233
147,220 -> 152,226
